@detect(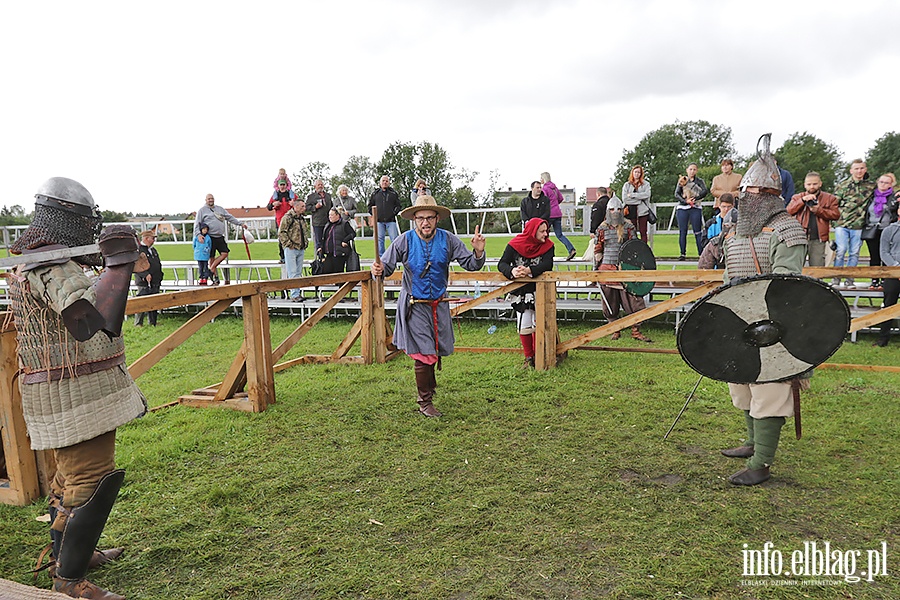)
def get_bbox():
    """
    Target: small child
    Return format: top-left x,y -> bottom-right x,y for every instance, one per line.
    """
273,168 -> 292,190
194,224 -> 213,285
